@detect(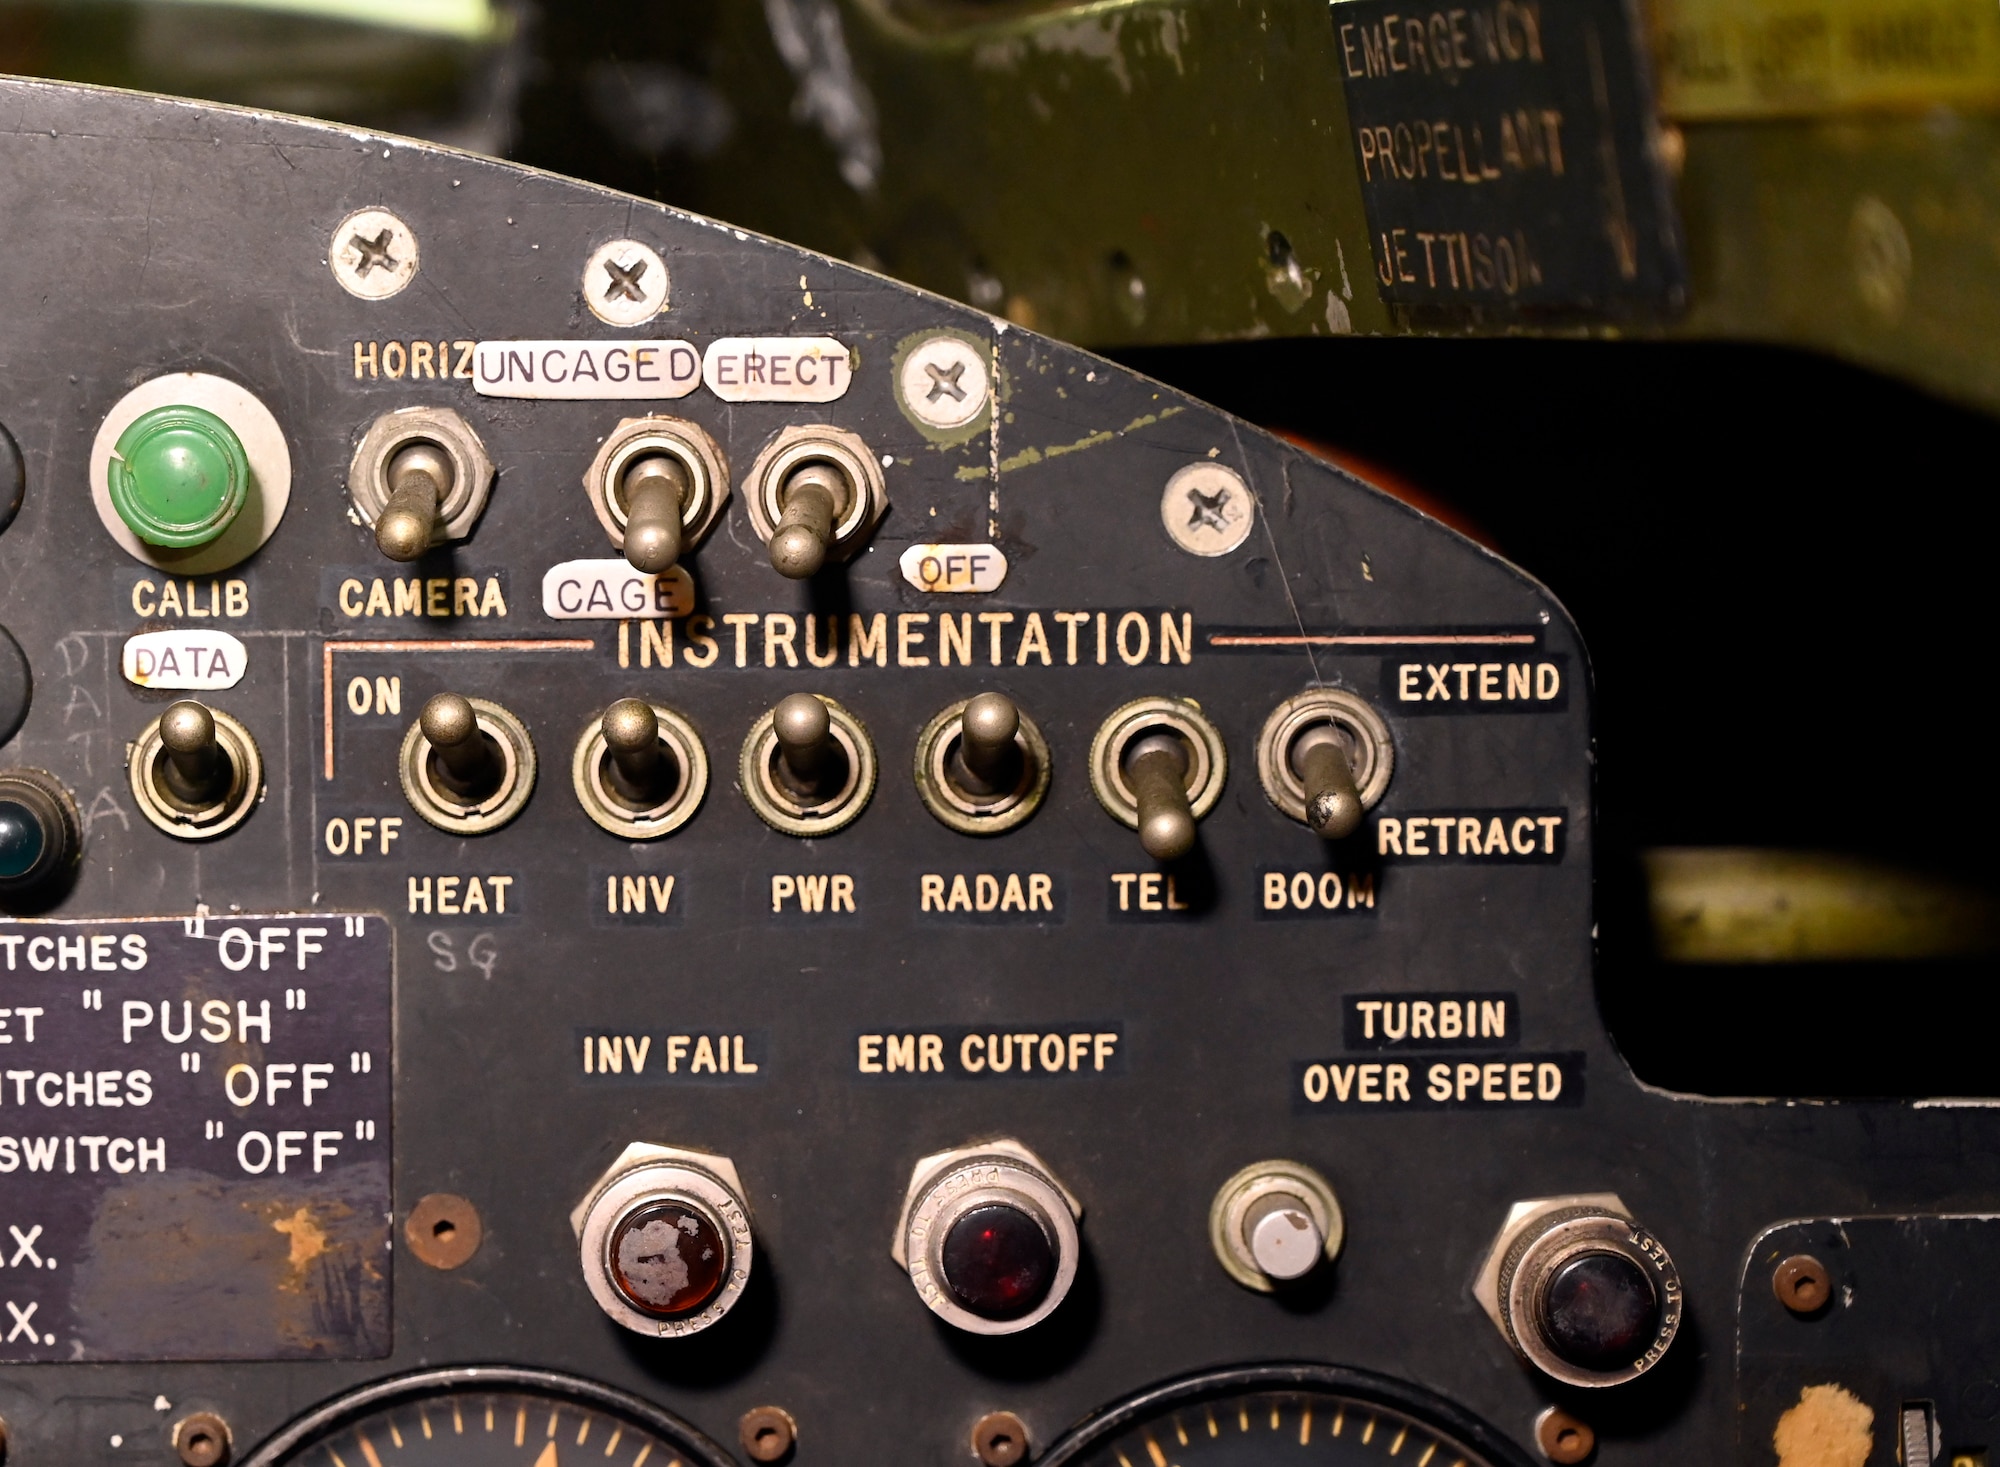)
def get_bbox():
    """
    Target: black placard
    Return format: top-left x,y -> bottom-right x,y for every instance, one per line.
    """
0,915 -> 391,1362
1343,991 -> 1519,1048
1330,0 -> 1683,313
854,1025 -> 1126,1080
1296,1051 -> 1584,1109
